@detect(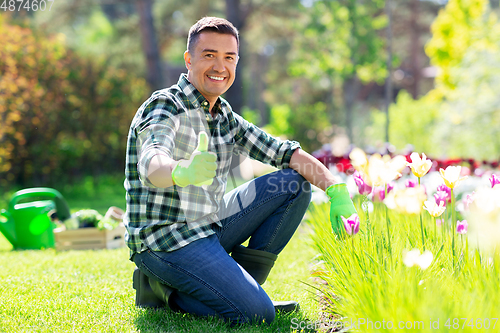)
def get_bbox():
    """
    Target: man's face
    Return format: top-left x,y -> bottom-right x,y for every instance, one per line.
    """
184,32 -> 239,105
